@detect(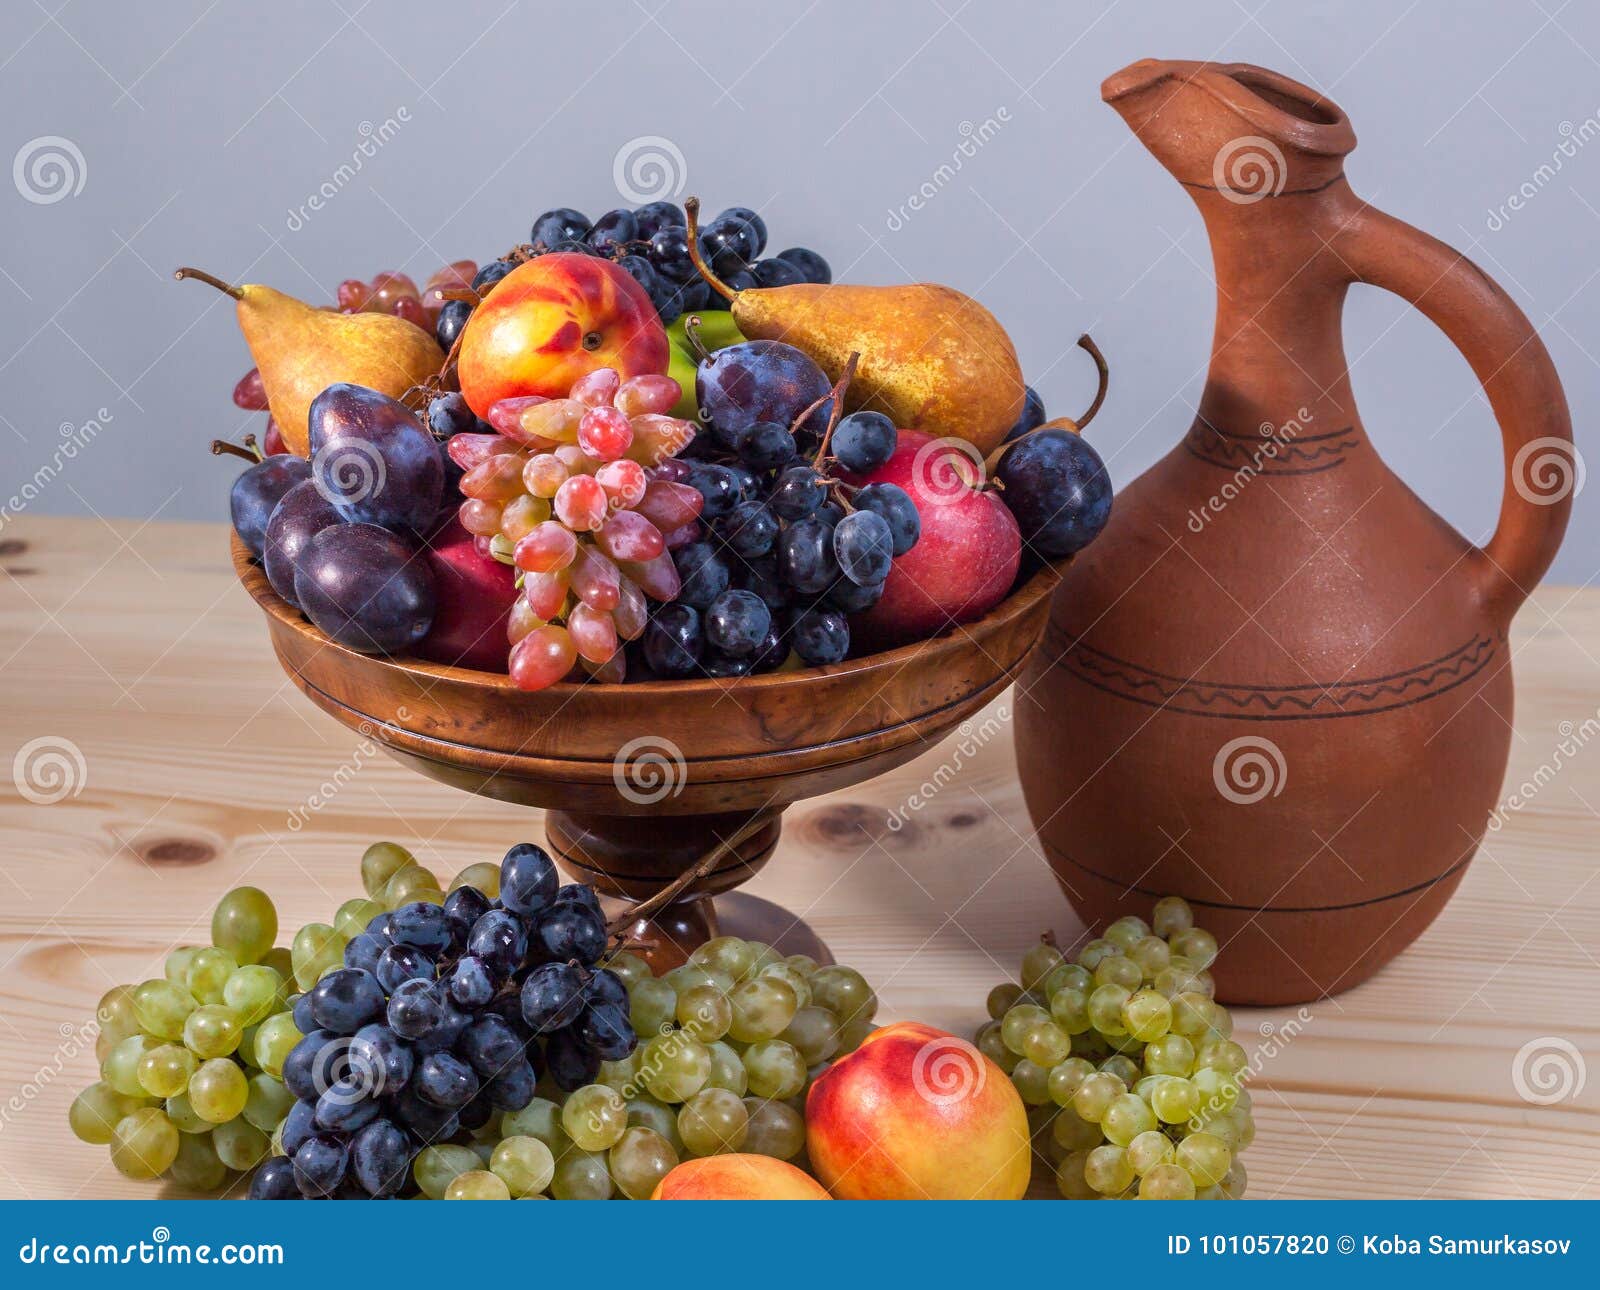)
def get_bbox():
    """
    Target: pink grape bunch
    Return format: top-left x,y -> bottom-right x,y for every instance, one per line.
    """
450,368 -> 706,690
